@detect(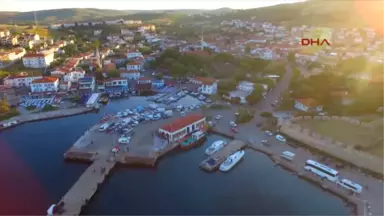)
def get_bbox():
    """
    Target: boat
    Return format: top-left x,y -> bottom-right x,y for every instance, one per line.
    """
219,150 -> 245,172
205,140 -> 228,155
180,130 -> 206,150
99,96 -> 109,104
